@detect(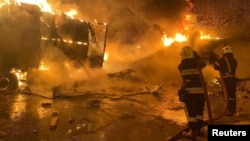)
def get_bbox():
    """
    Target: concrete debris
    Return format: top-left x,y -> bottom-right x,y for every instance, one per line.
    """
107,68 -> 142,82
138,84 -> 162,94
66,124 -> 88,137
74,124 -> 88,133
27,85 -> 55,98
150,84 -> 163,94
41,102 -> 52,108
50,116 -> 59,130
107,68 -> 135,77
